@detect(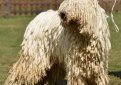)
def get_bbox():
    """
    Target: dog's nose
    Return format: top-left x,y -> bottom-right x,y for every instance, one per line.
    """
59,11 -> 67,21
